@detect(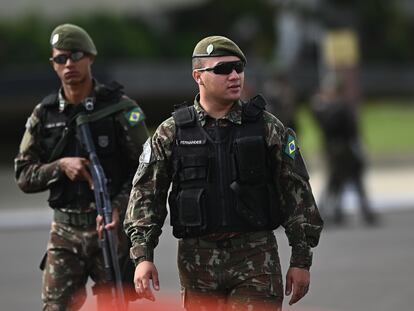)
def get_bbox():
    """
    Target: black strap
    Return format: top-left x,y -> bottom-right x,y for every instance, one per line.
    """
173,106 -> 197,128
48,100 -> 136,162
94,80 -> 124,102
76,99 -> 136,126
40,93 -> 58,107
47,113 -> 81,162
243,94 -> 267,122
